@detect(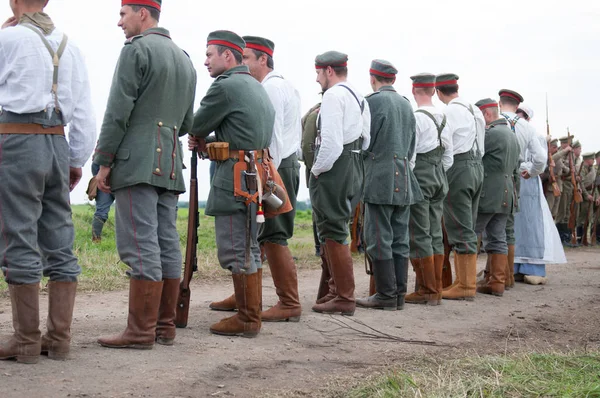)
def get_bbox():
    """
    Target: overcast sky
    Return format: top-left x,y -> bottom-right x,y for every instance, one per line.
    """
2,0 -> 599,204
